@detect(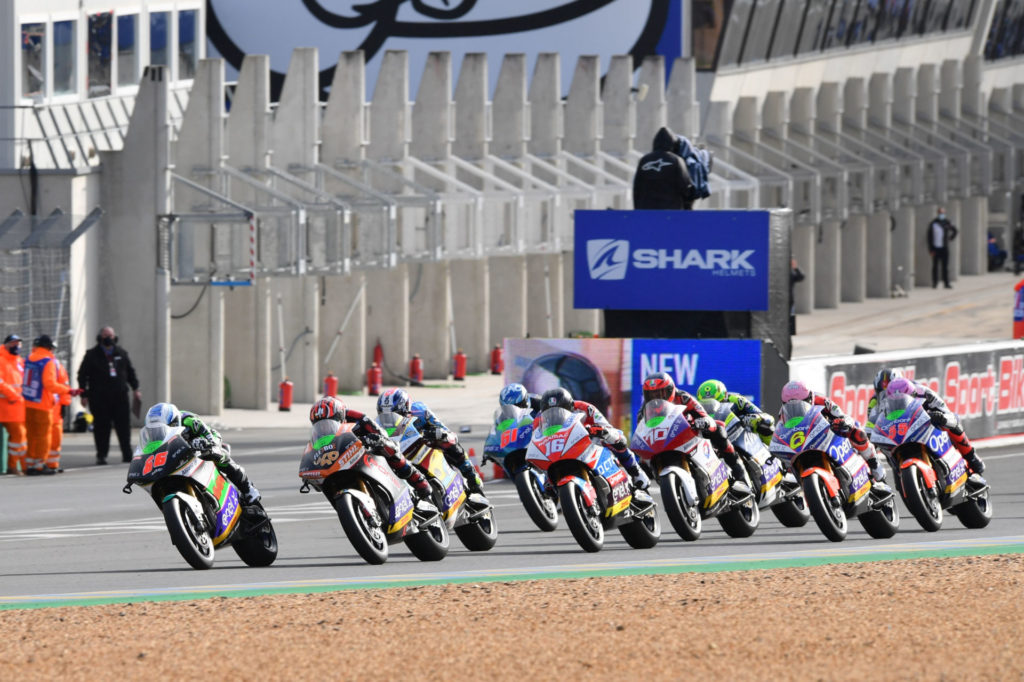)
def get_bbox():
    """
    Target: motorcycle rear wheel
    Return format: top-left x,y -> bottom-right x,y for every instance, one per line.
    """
718,492 -> 760,538
454,508 -> 499,551
618,507 -> 660,549
336,493 -> 389,565
231,505 -> 279,567
953,490 -> 993,529
770,489 -> 811,527
514,469 -> 559,532
802,472 -> 848,542
559,482 -> 604,552
858,488 -> 901,539
404,516 -> 450,561
899,465 -> 943,532
660,471 -> 702,541
163,496 -> 215,570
